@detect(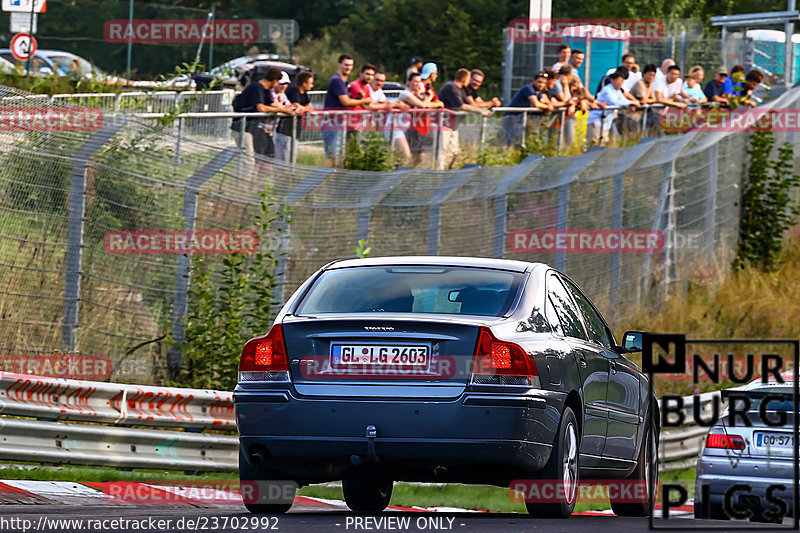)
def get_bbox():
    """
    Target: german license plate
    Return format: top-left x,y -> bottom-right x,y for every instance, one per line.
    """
755,432 -> 794,448
331,345 -> 429,366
